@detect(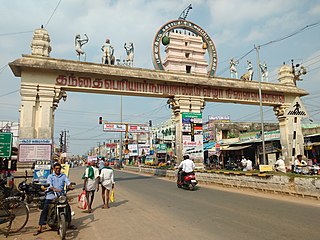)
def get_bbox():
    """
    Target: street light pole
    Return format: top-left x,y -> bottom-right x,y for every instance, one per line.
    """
255,45 -> 266,165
